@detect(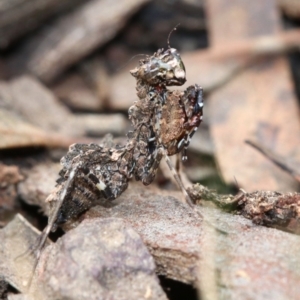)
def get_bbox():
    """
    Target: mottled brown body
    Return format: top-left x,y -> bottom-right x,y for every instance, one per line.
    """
159,85 -> 203,157
128,49 -> 204,186
46,143 -> 131,227
160,90 -> 186,155
47,119 -> 160,226
45,47 -> 203,233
